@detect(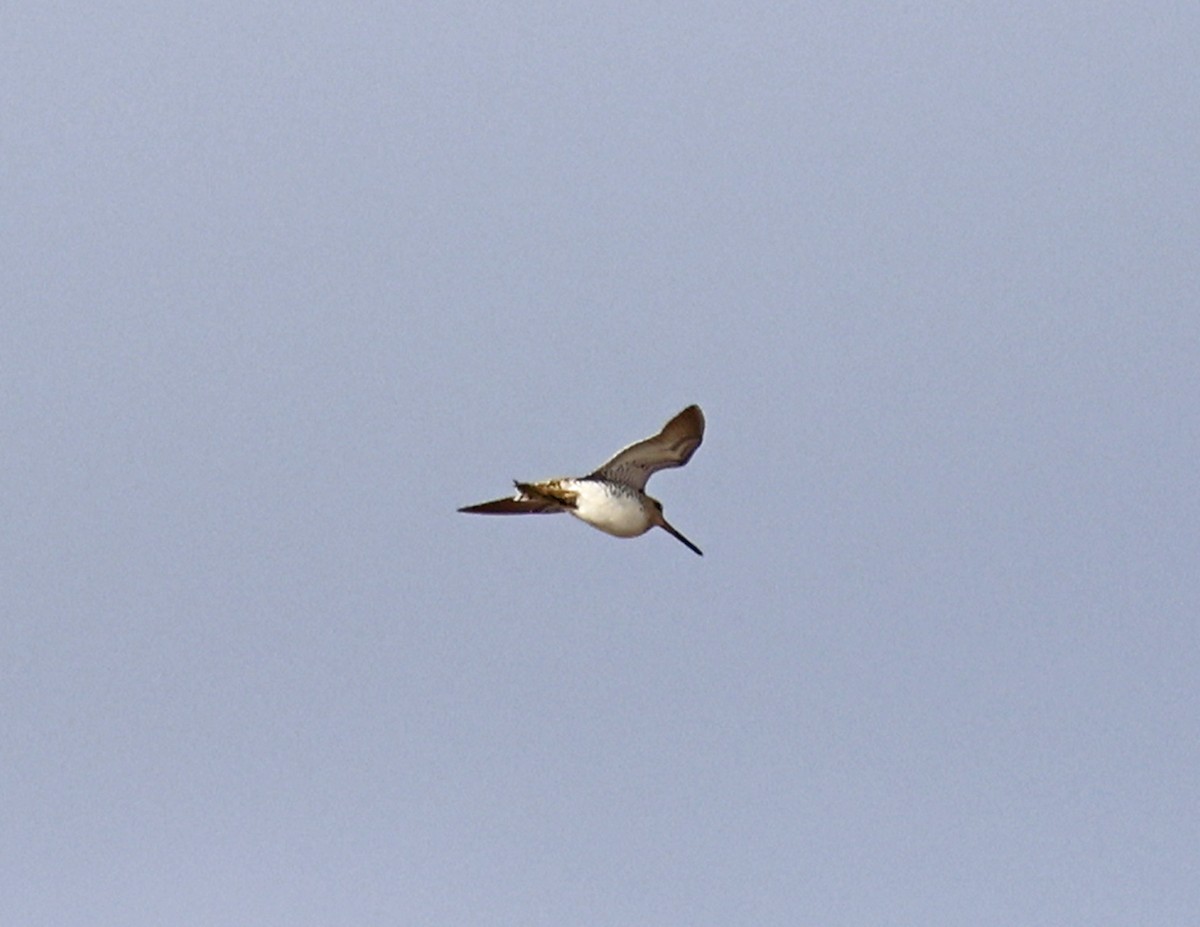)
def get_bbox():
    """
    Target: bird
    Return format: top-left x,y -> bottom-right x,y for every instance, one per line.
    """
458,404 -> 705,556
